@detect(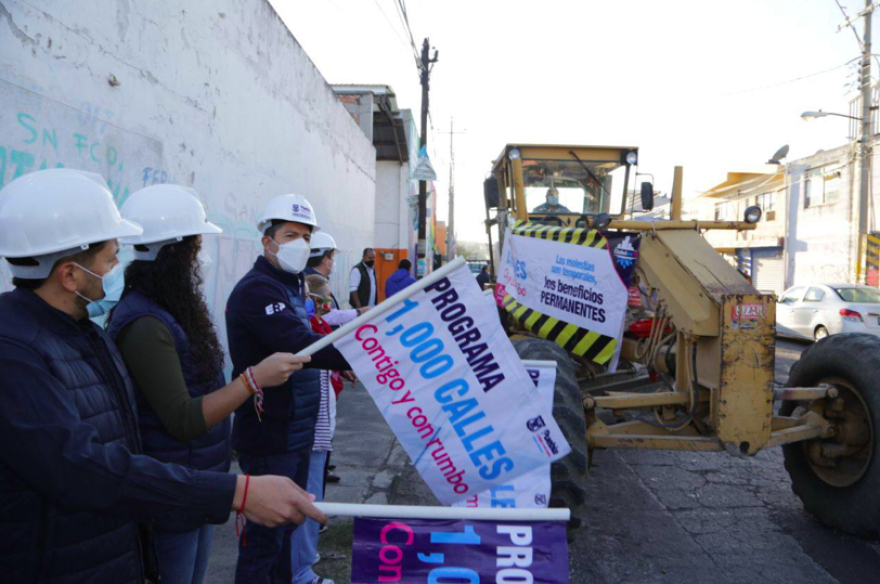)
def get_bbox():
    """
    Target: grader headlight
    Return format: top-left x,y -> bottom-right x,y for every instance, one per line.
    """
744,205 -> 762,224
